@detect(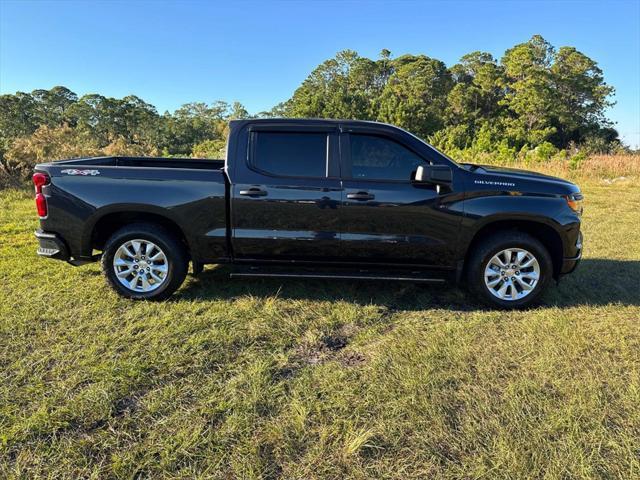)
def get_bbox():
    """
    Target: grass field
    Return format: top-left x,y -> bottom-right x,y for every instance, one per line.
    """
1,177 -> 639,479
